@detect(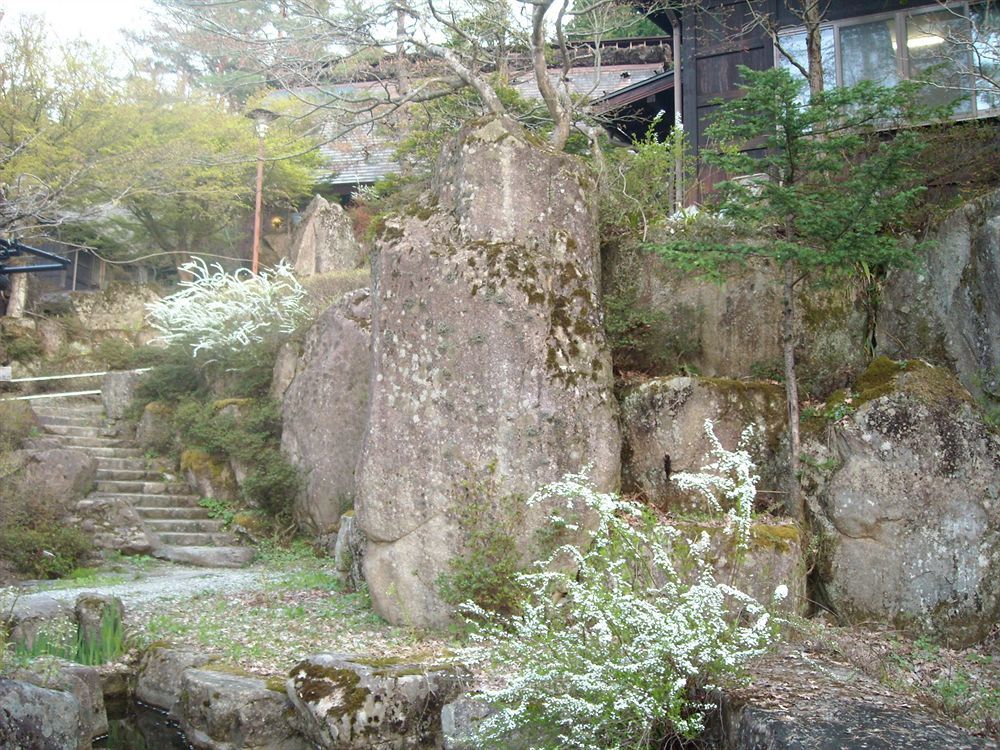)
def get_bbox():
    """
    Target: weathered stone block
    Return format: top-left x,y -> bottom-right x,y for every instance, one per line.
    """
0,677 -> 80,750
289,194 -> 364,275
357,118 -> 620,628
179,668 -> 308,750
13,658 -> 107,746
102,370 -> 143,420
286,654 -> 470,750
135,646 -> 214,716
